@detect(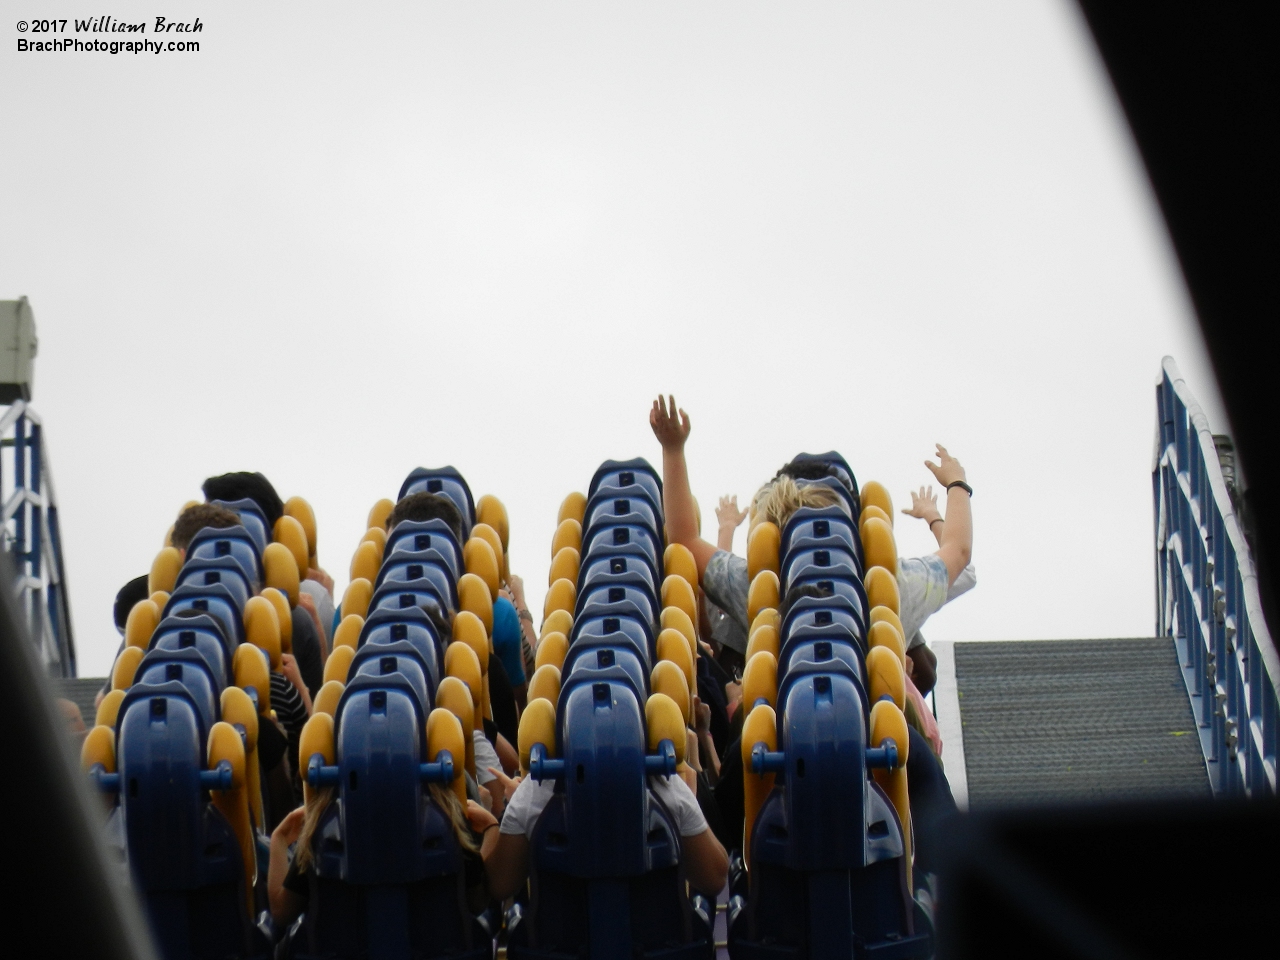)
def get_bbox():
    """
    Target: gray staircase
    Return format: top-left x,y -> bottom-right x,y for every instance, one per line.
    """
943,637 -> 1210,808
